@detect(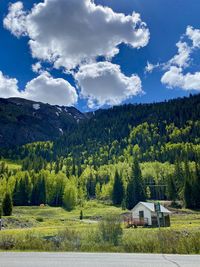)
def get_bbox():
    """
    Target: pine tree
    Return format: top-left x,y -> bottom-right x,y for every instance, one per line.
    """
12,180 -> 20,206
55,160 -> 60,174
193,161 -> 200,209
31,182 -> 39,205
174,159 -> 184,196
38,176 -> 46,204
167,175 -> 177,202
184,179 -> 193,208
2,192 -> 13,216
112,170 -> 124,205
126,158 -> 145,210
